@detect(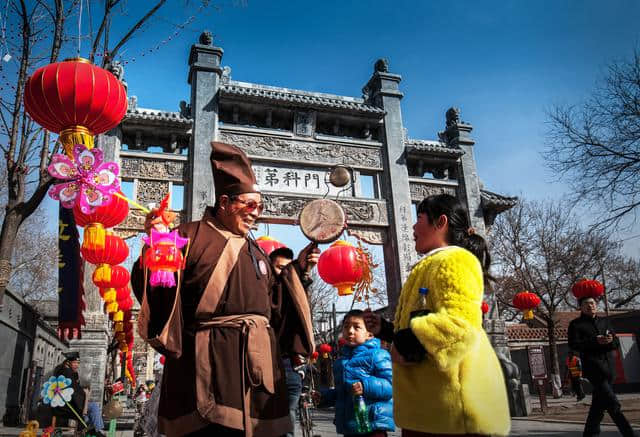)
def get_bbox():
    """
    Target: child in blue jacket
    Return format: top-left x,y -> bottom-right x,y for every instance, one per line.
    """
319,309 -> 394,437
